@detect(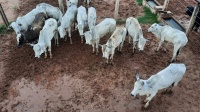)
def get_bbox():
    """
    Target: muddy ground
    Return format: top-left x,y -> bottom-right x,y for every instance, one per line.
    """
0,0 -> 200,111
